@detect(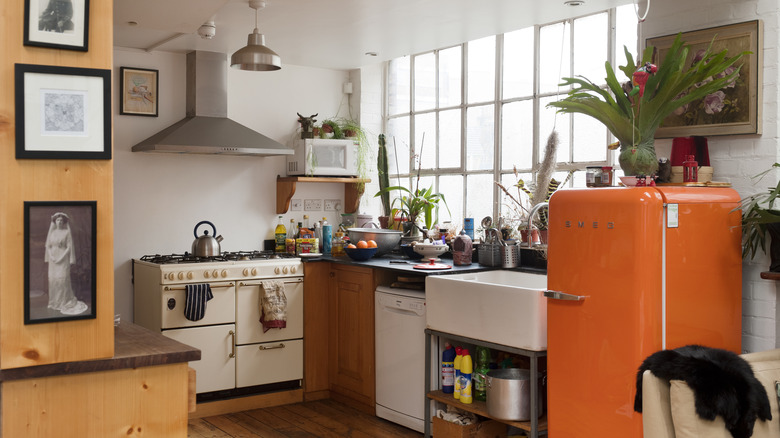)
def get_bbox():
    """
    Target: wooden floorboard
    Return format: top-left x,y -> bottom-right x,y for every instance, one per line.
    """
189,399 -> 423,438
